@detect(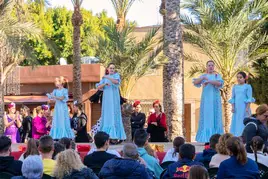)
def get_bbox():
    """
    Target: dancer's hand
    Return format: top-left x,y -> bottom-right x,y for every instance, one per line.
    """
151,122 -> 158,126
232,107 -> 235,113
203,80 -> 210,86
246,108 -> 250,116
202,76 -> 208,81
